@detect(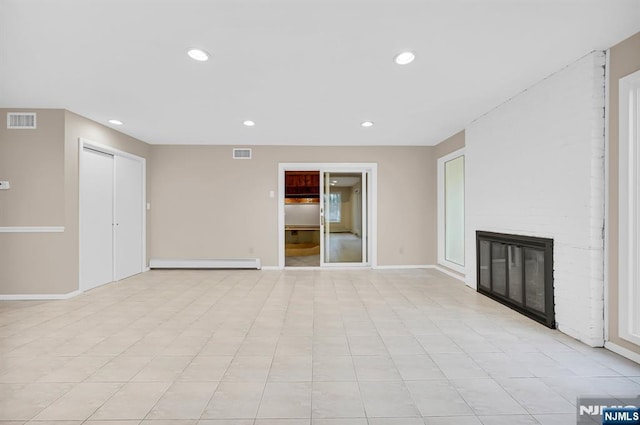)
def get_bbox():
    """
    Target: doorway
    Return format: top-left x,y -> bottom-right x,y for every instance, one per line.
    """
279,163 -> 377,268
80,139 -> 146,291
